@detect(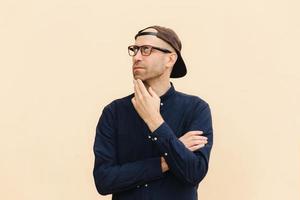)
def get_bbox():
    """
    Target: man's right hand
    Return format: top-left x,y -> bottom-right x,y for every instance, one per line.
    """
179,131 -> 208,152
